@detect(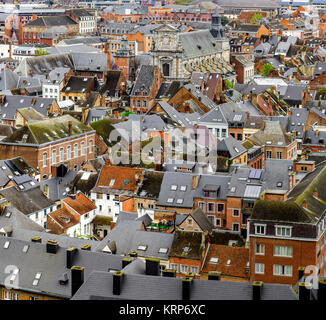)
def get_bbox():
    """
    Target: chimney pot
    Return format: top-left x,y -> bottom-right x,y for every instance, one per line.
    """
145,257 -> 160,276
122,258 -> 133,269
299,282 -> 312,301
318,278 -> 326,300
46,240 -> 58,254
129,250 -> 137,257
31,236 -> 41,243
71,266 -> 84,297
162,269 -> 176,277
81,244 -> 91,251
252,281 -> 263,300
66,247 -> 78,269
182,276 -> 193,300
113,271 -> 124,295
208,271 -> 221,280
